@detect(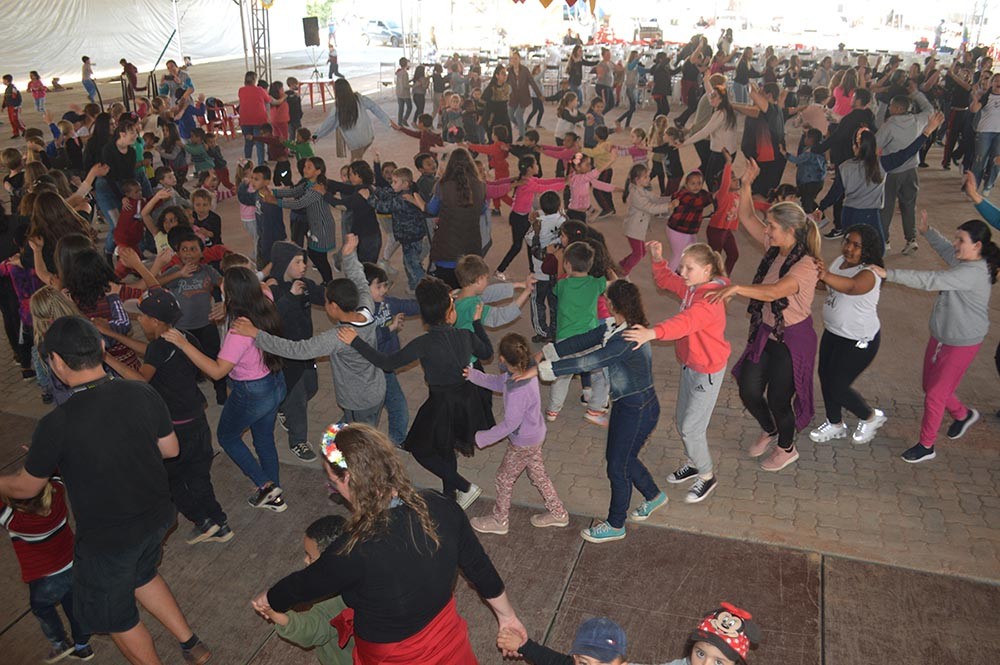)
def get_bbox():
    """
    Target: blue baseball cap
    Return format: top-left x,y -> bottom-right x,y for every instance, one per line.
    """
570,617 -> 627,662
